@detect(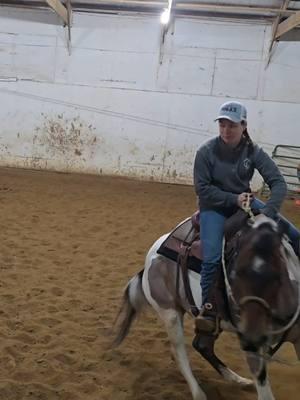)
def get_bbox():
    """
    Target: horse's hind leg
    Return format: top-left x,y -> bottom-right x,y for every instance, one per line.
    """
193,332 -> 252,387
159,308 -> 207,400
